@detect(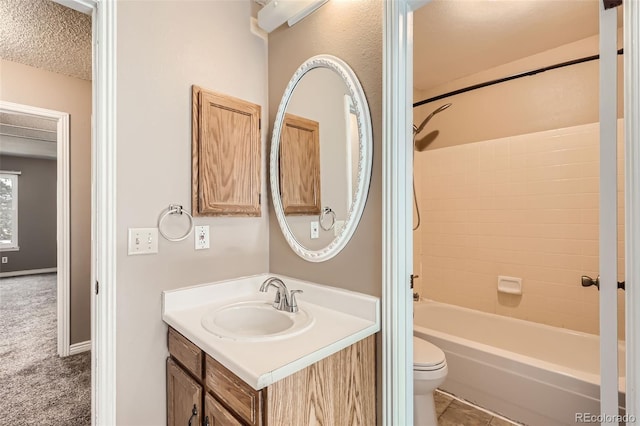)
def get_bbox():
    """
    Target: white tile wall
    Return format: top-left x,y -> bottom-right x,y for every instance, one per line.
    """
414,120 -> 625,338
